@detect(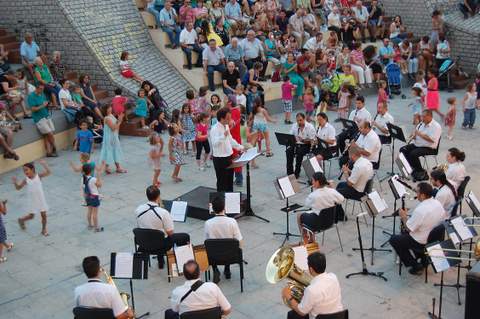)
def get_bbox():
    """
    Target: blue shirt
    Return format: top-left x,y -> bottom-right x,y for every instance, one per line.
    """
159,8 -> 177,26
240,38 -> 264,59
379,45 -> 394,64
225,2 -> 242,19
223,44 -> 244,61
20,41 -> 40,63
77,129 -> 94,153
